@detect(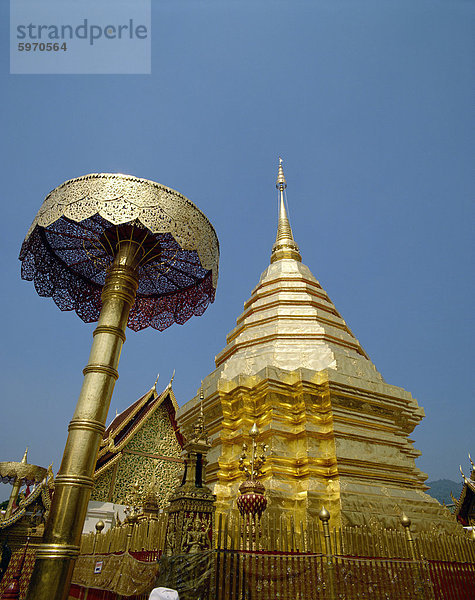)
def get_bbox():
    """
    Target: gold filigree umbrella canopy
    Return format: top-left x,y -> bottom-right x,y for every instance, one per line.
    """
0,449 -> 47,520
20,173 -> 219,330
19,174 -> 219,600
